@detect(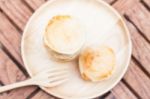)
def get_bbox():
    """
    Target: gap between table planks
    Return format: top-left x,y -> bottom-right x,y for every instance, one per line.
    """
0,0 -> 149,99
